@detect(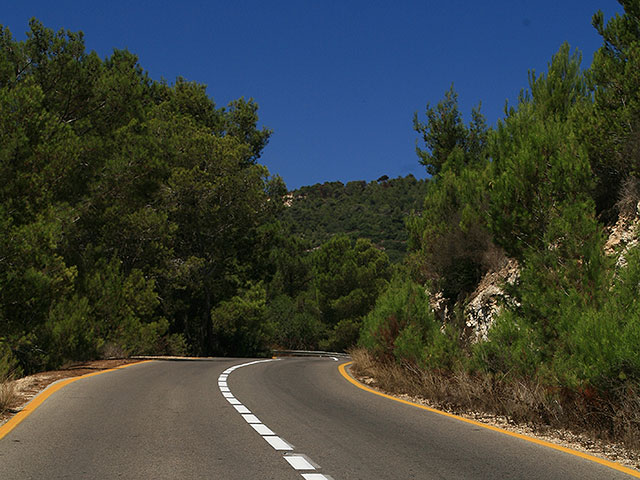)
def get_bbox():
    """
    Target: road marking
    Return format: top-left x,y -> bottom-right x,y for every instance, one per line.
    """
338,361 -> 640,479
233,404 -> 250,414
0,360 -> 154,441
242,413 -> 261,424
250,423 -> 275,435
330,357 -> 339,361
219,359 -> 333,479
263,435 -> 294,450
284,454 -> 316,470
